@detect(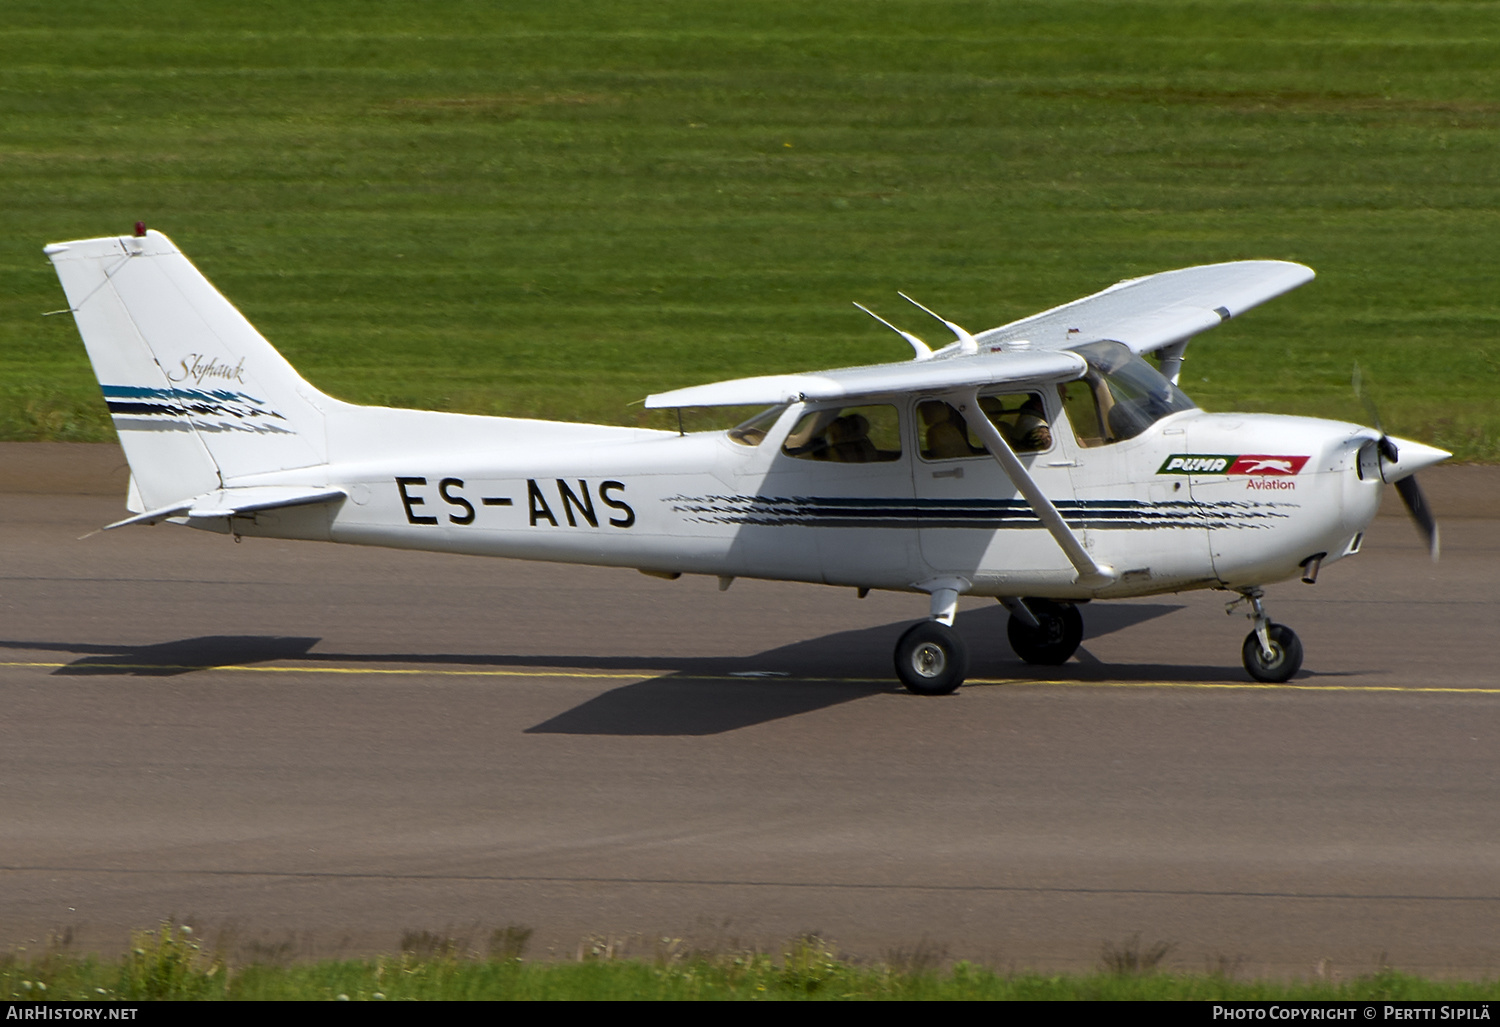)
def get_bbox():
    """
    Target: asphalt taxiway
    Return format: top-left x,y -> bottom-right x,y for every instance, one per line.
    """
2,445 -> 1497,975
